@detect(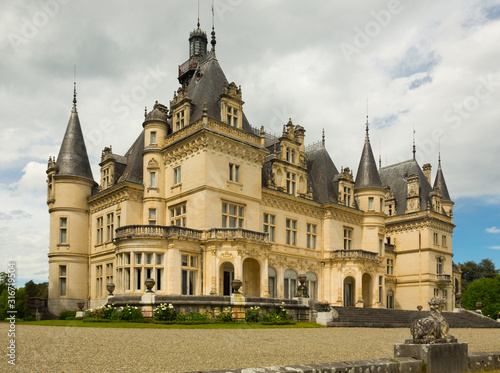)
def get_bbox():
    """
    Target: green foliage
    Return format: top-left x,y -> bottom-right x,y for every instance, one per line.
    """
278,304 -> 292,321
118,305 -> 143,321
215,307 -> 233,322
261,312 -> 279,323
0,289 -> 8,320
176,312 -> 211,322
153,303 -> 177,321
59,310 -> 77,320
245,306 -> 261,323
91,304 -> 118,319
461,259 -> 499,291
462,274 -> 500,320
